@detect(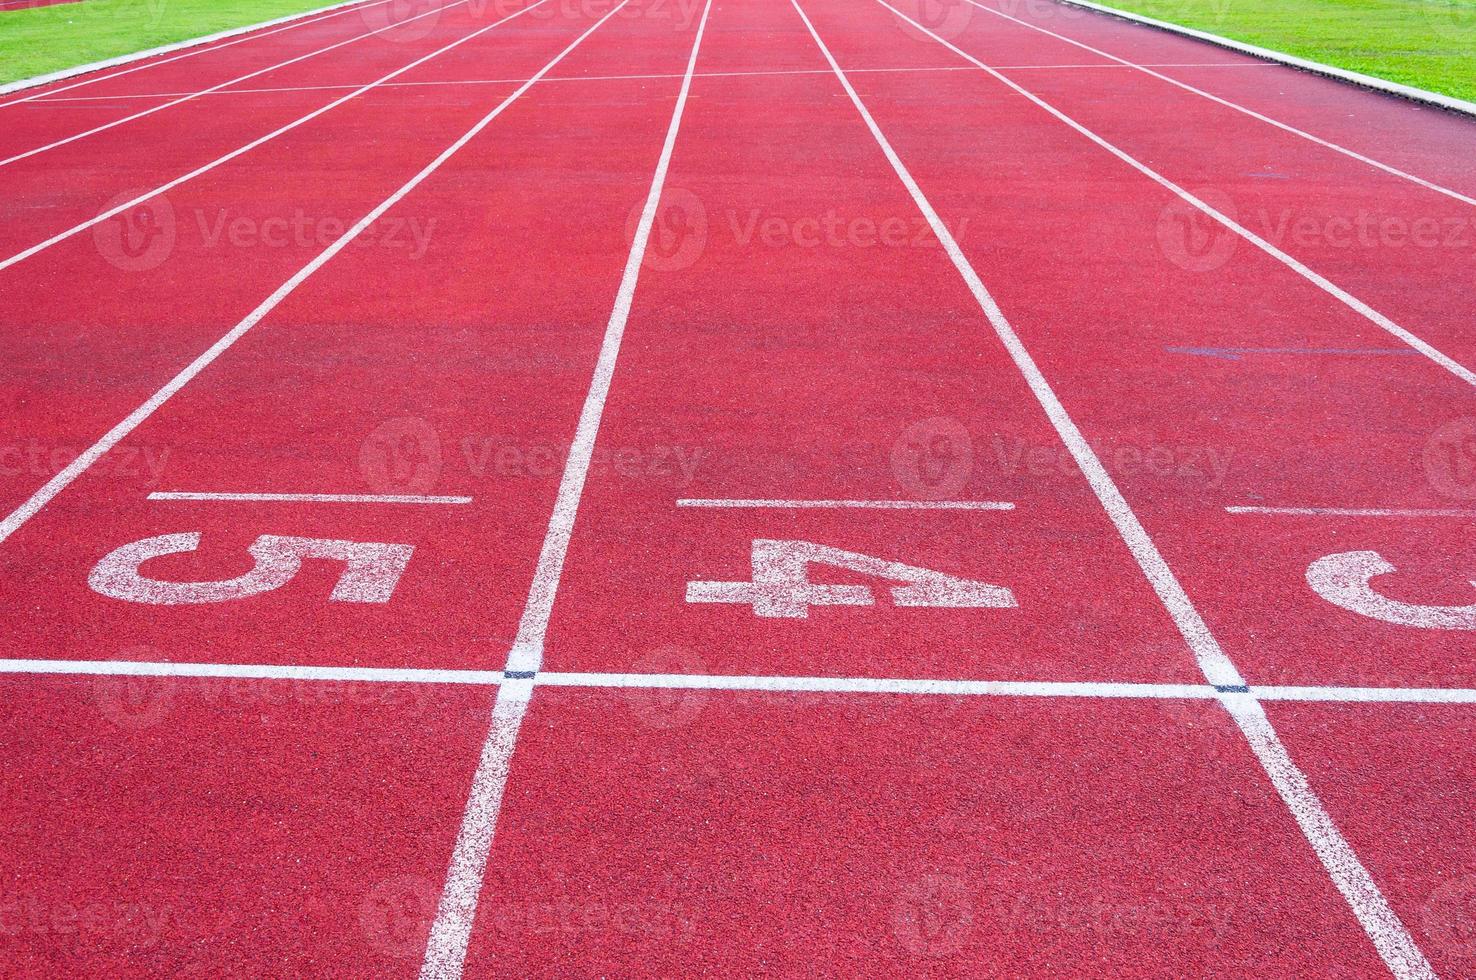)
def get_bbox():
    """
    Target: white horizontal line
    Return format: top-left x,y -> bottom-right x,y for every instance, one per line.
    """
4,658 -> 1476,705
1256,686 -> 1476,704
1226,506 -> 1476,518
677,498 -> 1014,510
148,492 -> 472,505
22,62 -> 1271,104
